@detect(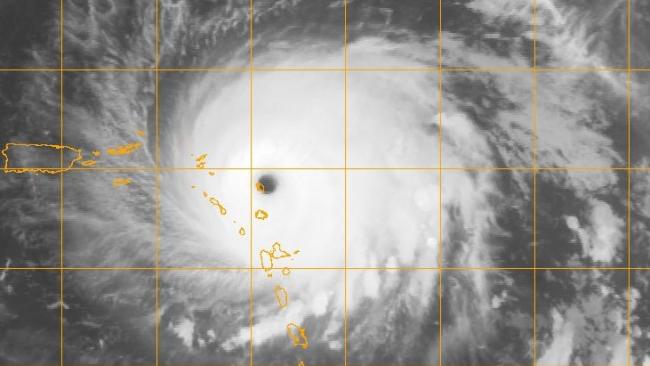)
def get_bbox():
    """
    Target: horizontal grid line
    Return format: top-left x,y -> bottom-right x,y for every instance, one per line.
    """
0,364 -> 639,366
3,266 -> 649,271
2,166 -> 649,172
2,66 -> 650,73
